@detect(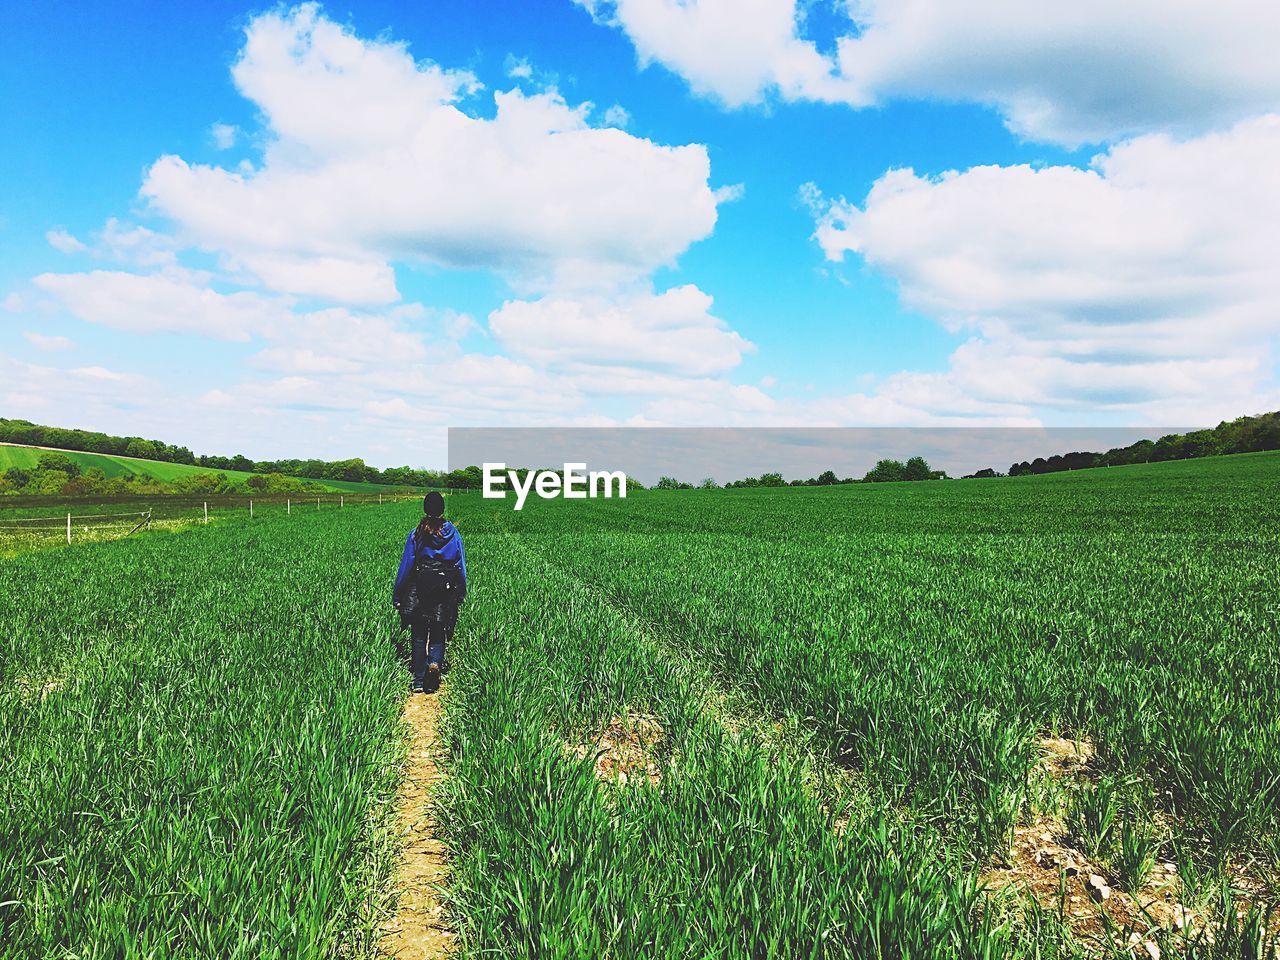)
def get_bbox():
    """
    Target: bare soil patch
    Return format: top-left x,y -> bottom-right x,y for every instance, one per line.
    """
572,713 -> 666,787
381,692 -> 453,959
14,675 -> 64,701
984,817 -> 1192,947
1038,736 -> 1095,780
982,736 -> 1280,953
982,737 -> 1202,954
